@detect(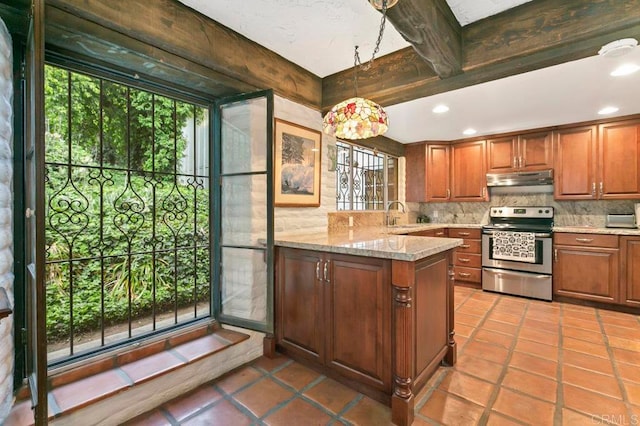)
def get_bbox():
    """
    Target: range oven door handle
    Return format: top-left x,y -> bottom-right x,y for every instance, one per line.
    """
483,267 -> 550,280
482,230 -> 552,238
